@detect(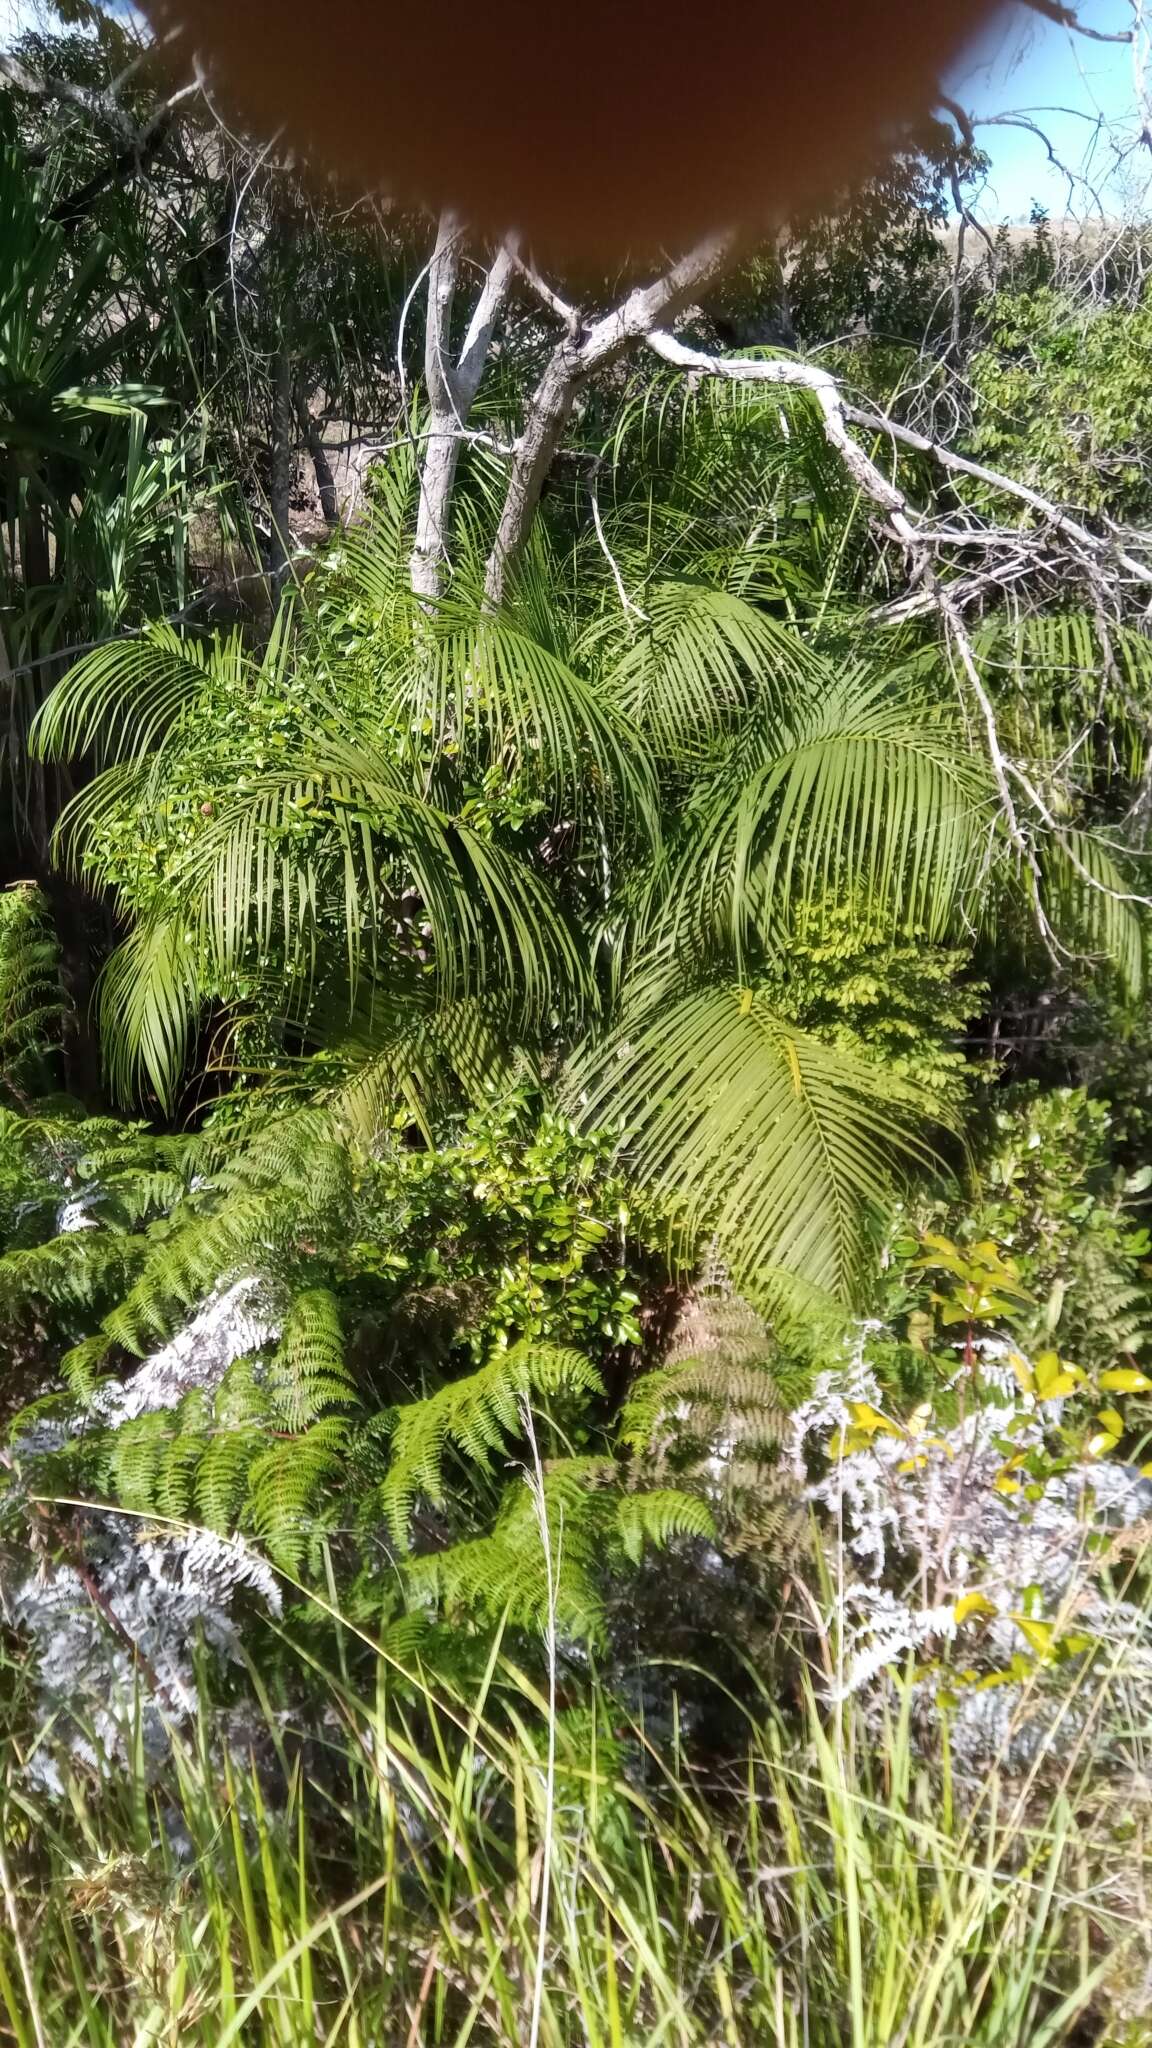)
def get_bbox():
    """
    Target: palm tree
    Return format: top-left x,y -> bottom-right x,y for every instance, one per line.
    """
30,381 -> 1147,1306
